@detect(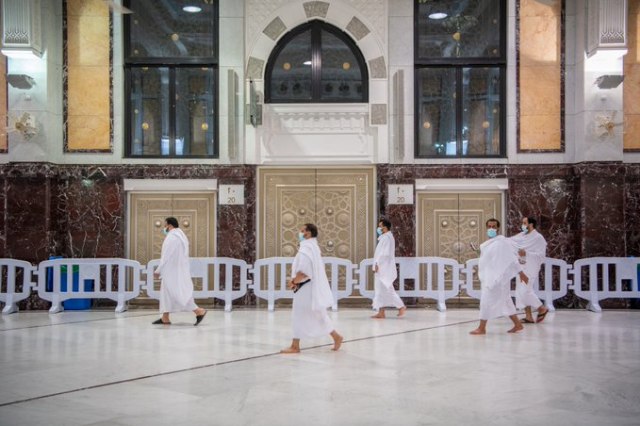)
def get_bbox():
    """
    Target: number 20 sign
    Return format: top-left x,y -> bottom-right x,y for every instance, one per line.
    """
219,184 -> 244,205
387,184 -> 414,205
